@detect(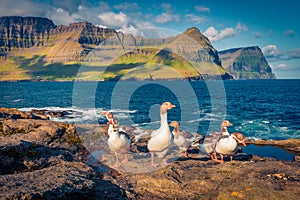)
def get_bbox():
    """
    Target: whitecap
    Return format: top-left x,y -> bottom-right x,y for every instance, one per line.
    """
13,99 -> 23,102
